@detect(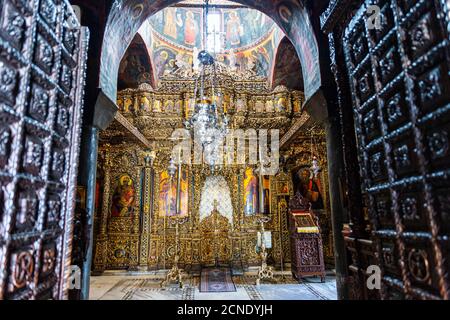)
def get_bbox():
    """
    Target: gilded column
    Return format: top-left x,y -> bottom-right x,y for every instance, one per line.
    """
138,164 -> 153,269
93,144 -> 111,274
